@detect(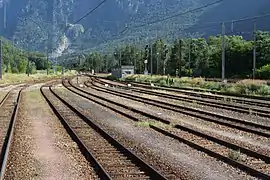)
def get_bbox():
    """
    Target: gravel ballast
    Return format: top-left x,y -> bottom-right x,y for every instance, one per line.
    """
80,83 -> 270,153
54,85 -> 252,180
4,85 -> 97,180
